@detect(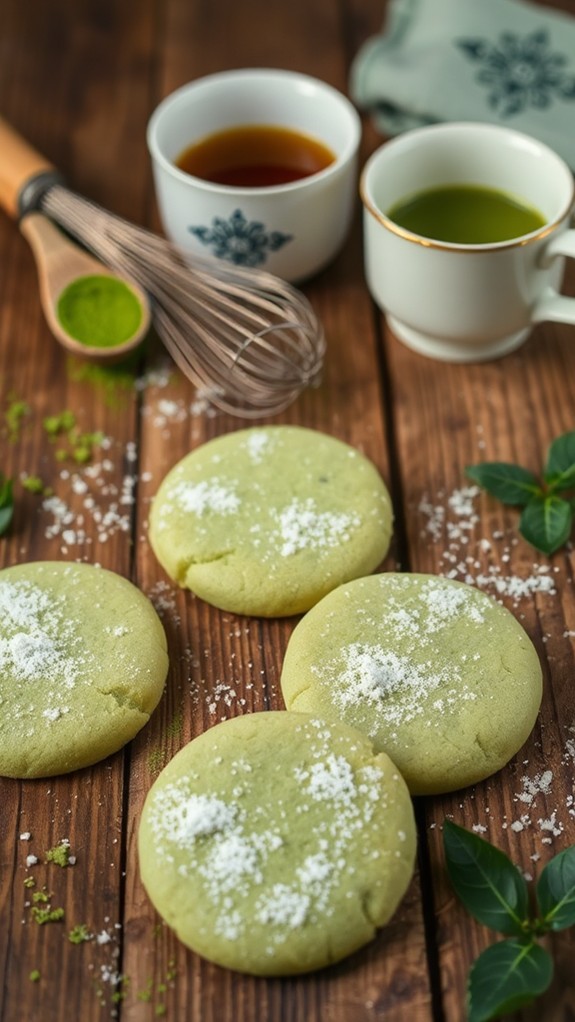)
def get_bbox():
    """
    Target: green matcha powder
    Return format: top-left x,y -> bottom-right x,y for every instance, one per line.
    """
57,275 -> 142,349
